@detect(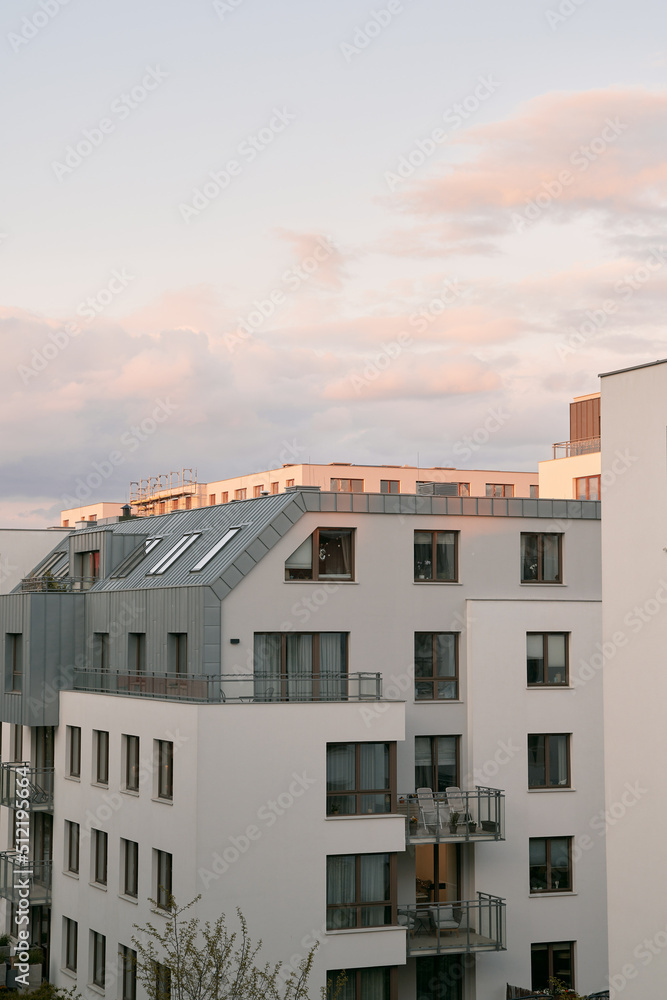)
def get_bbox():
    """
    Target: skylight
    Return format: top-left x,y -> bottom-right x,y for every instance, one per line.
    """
36,551 -> 66,576
147,533 -> 201,576
190,527 -> 243,572
111,537 -> 162,579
